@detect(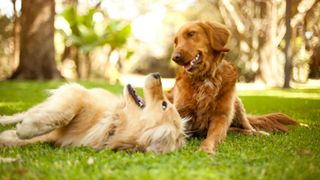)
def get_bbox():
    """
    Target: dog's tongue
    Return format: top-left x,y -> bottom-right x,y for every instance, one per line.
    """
184,62 -> 193,71
127,84 -> 145,108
